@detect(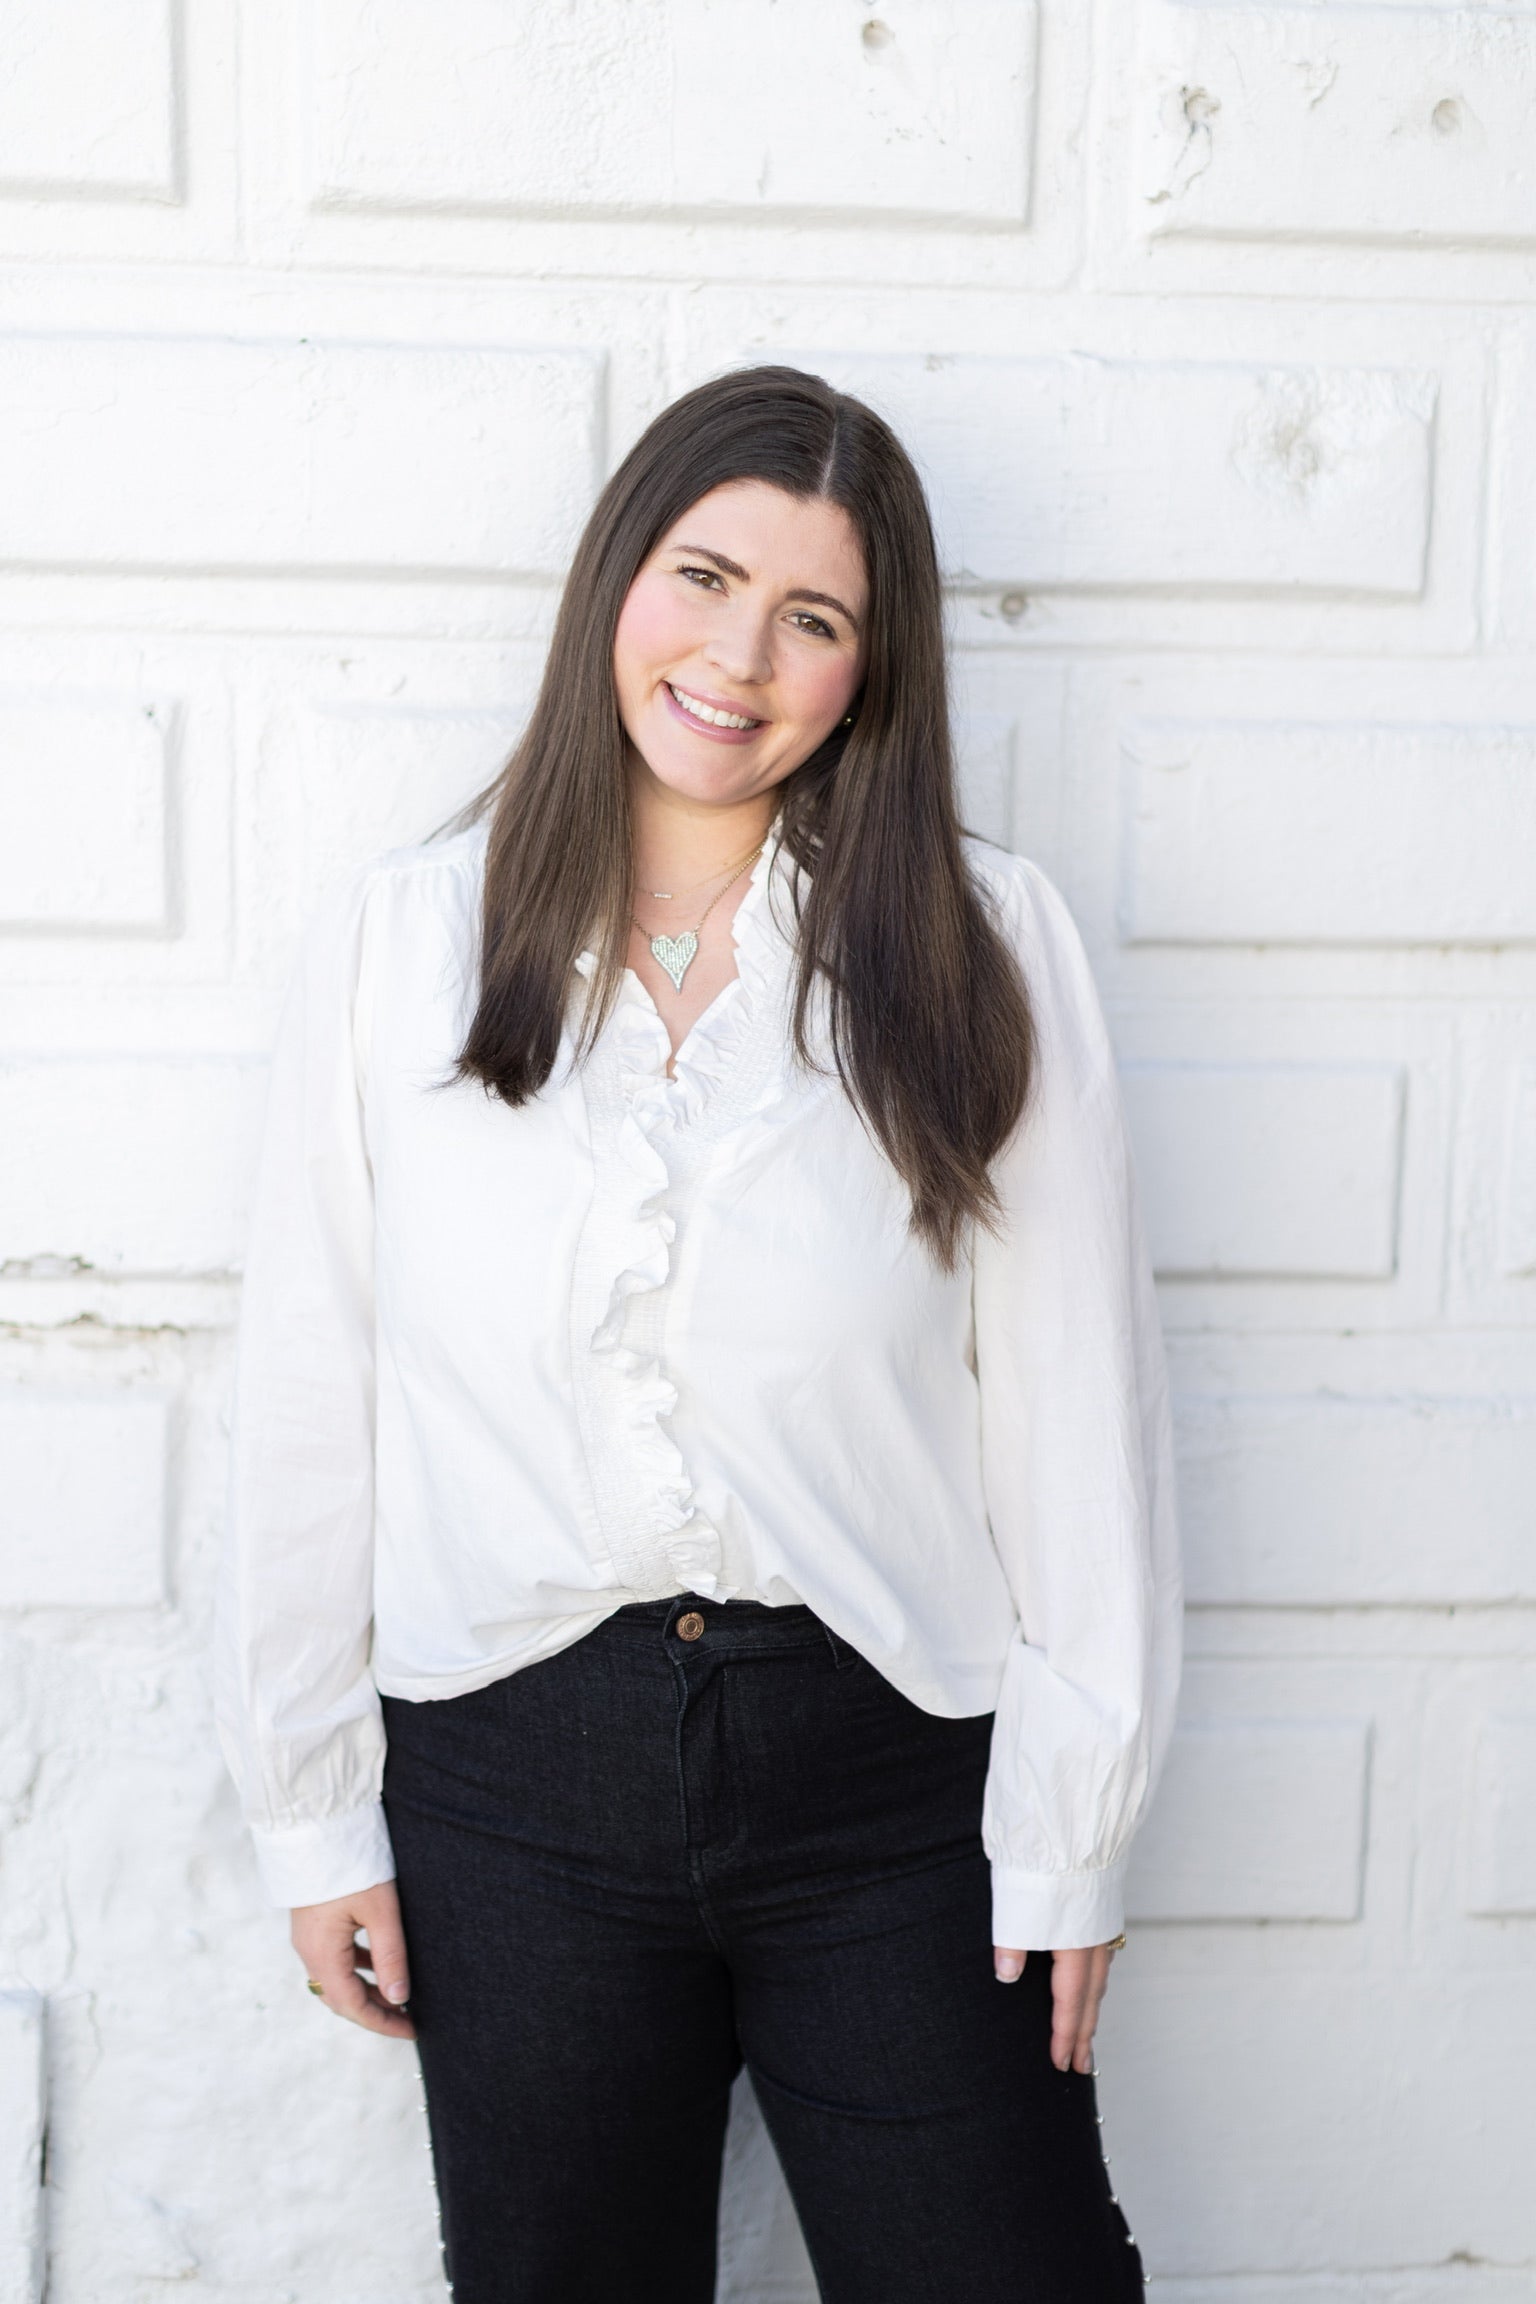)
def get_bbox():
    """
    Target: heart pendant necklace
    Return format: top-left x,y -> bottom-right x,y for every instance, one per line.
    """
648,928 -> 699,992
632,847 -> 762,993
